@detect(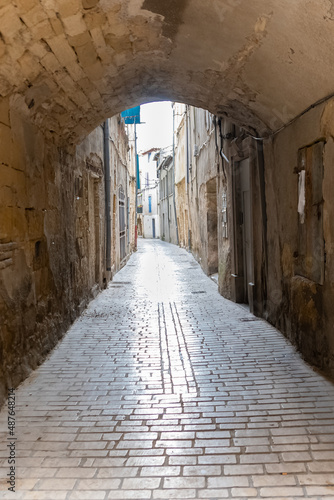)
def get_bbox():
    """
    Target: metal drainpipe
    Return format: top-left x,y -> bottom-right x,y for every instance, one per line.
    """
104,119 -> 112,272
256,139 -> 268,310
134,121 -> 138,249
172,105 -> 179,245
166,164 -> 169,242
186,105 -> 191,250
186,105 -> 190,185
